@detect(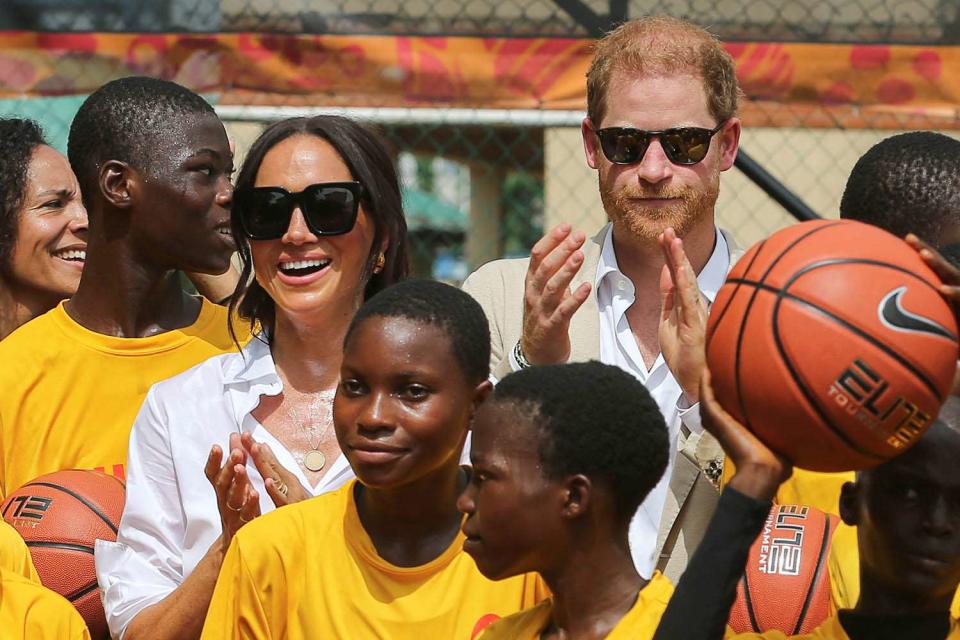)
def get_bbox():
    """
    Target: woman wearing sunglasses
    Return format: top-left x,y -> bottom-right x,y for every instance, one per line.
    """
95,115 -> 408,640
